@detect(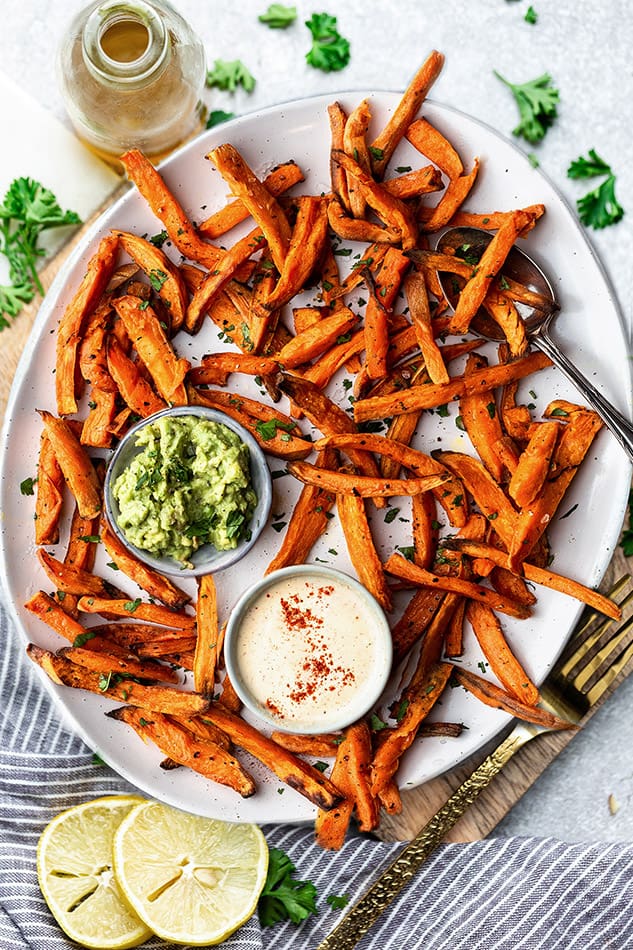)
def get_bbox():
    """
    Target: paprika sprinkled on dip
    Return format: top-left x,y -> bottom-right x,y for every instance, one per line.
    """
224,565 -> 392,734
